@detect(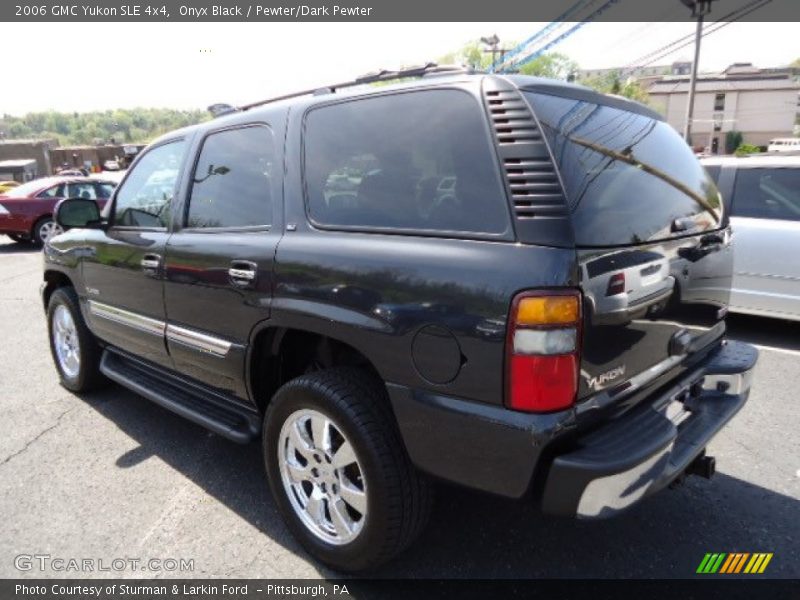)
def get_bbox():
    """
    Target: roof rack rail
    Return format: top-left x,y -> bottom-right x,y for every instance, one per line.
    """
234,63 -> 476,113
